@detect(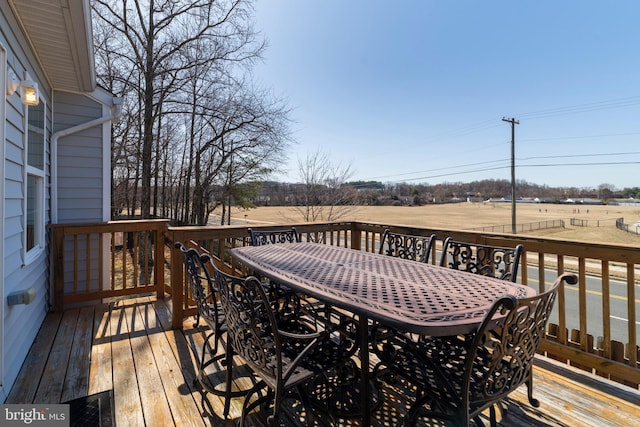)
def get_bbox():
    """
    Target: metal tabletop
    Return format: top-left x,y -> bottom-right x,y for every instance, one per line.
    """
230,242 -> 535,337
230,242 -> 536,425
